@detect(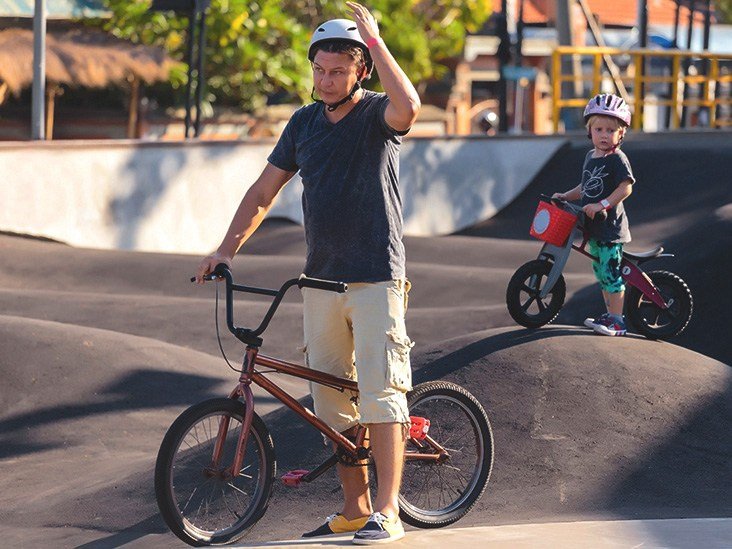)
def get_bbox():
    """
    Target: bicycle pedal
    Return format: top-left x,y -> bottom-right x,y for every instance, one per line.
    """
281,469 -> 310,487
409,416 -> 430,440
